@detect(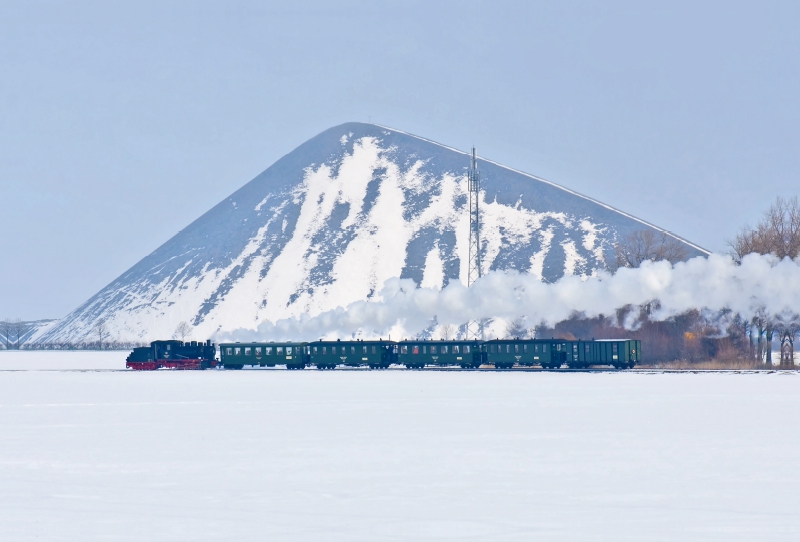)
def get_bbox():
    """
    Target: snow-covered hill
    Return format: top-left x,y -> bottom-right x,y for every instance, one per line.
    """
37,123 -> 707,343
